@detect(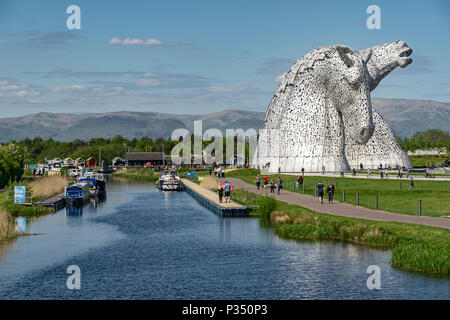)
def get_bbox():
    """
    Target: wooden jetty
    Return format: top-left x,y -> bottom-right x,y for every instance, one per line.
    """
34,191 -> 66,211
182,179 -> 247,217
